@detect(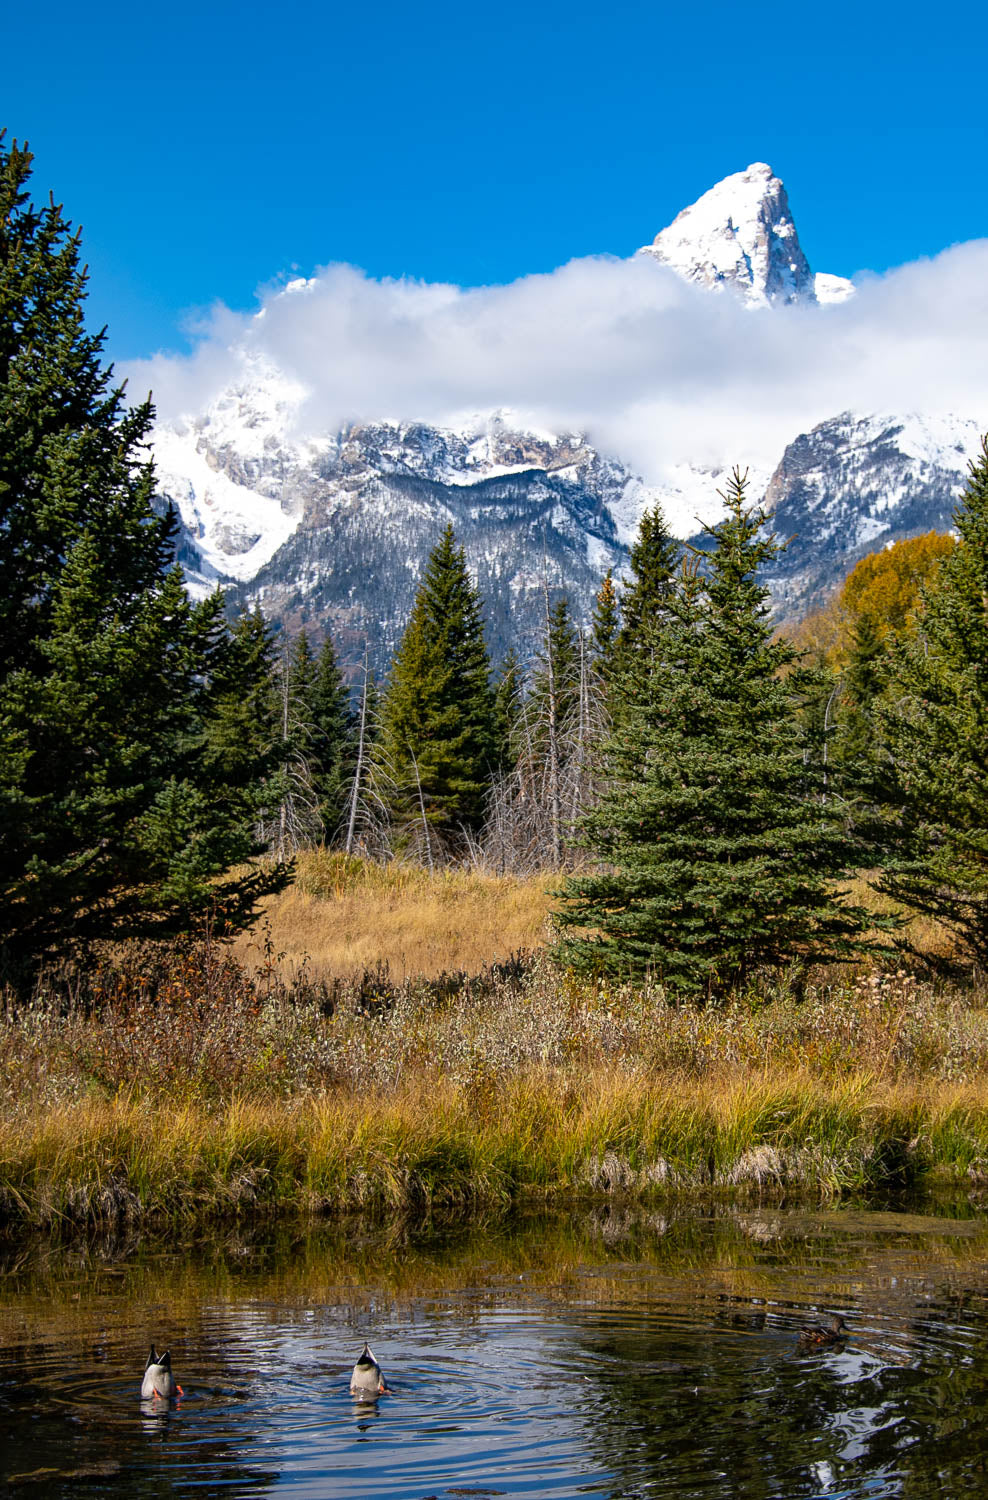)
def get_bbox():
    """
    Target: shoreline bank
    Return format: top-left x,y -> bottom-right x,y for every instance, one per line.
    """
5,1074 -> 988,1234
